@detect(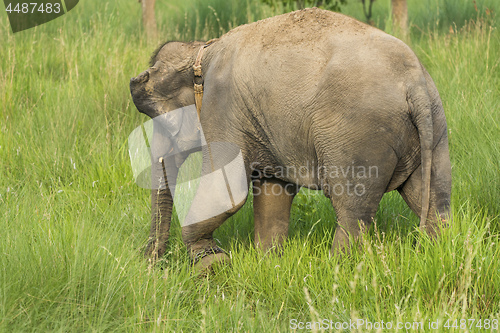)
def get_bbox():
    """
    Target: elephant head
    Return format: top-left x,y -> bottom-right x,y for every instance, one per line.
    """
130,41 -> 204,260
130,41 -> 204,118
